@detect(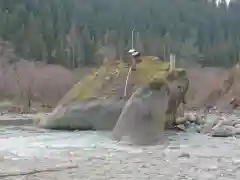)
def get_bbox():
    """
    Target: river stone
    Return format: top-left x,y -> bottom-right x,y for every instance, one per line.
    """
210,125 -> 236,137
176,124 -> 187,132
234,128 -> 240,135
186,123 -> 202,133
185,113 -> 197,123
37,98 -> 125,130
175,116 -> 187,125
201,116 -> 219,134
195,115 -> 206,125
220,119 -> 240,127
